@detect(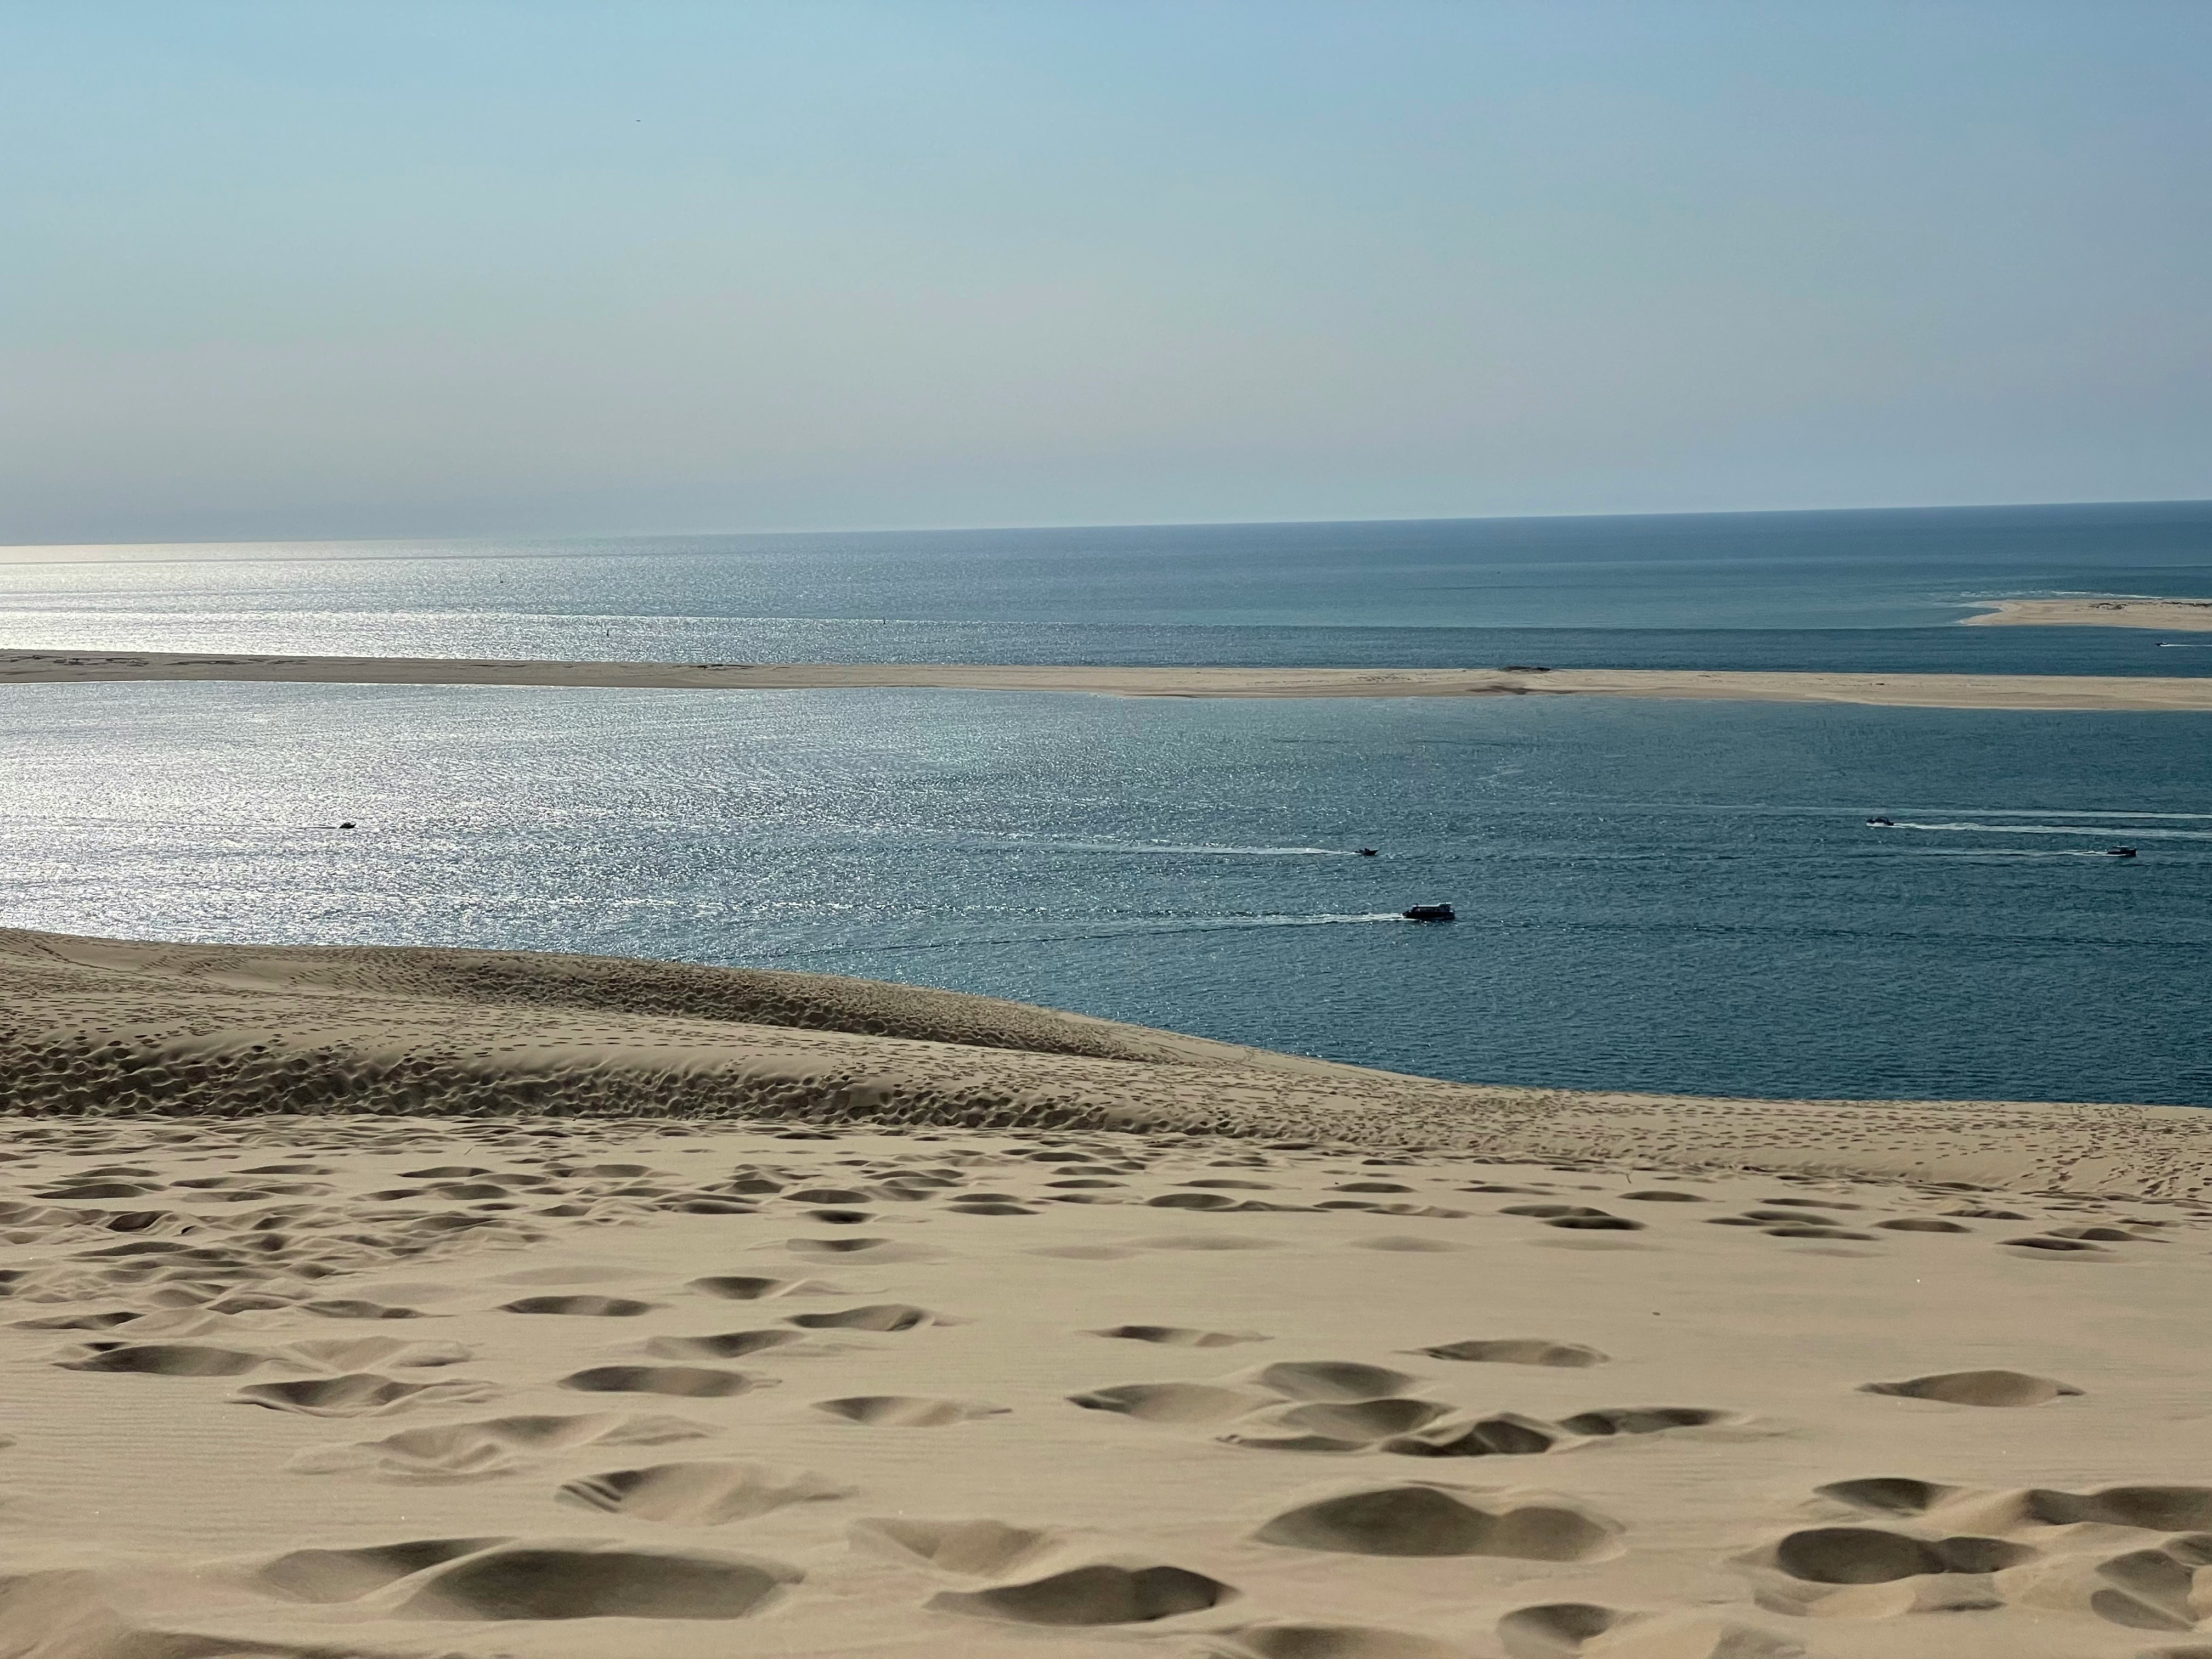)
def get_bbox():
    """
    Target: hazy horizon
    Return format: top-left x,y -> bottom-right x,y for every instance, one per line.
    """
8,494 -> 2212,561
7,1 -> 2208,544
